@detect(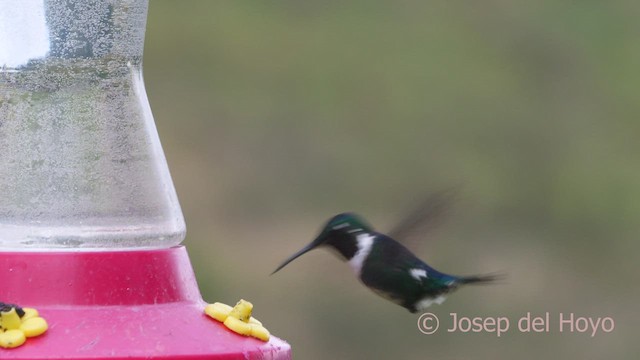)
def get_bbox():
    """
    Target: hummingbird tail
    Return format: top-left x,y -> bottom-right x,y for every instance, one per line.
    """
458,272 -> 506,285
